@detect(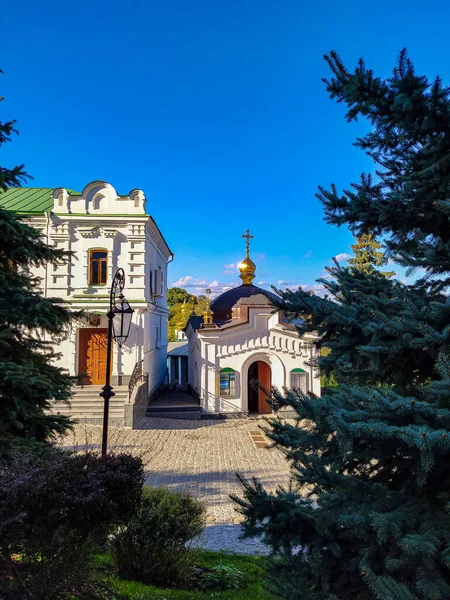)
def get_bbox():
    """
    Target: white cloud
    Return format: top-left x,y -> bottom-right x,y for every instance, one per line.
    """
277,279 -> 297,287
172,275 -> 193,287
303,250 -> 312,259
292,282 -> 328,297
170,276 -> 239,298
335,253 -> 351,262
312,284 -> 327,295
223,263 -> 237,269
